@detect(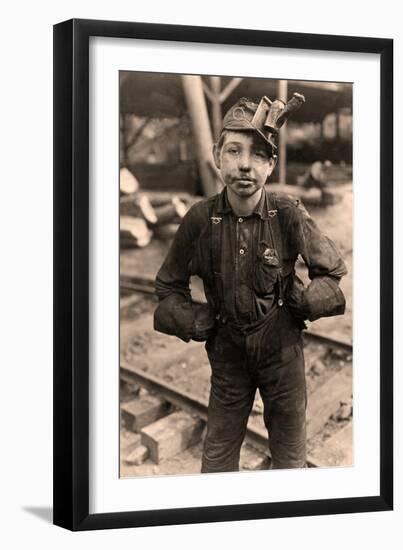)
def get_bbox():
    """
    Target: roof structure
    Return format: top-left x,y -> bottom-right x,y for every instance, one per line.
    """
120,72 -> 352,123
